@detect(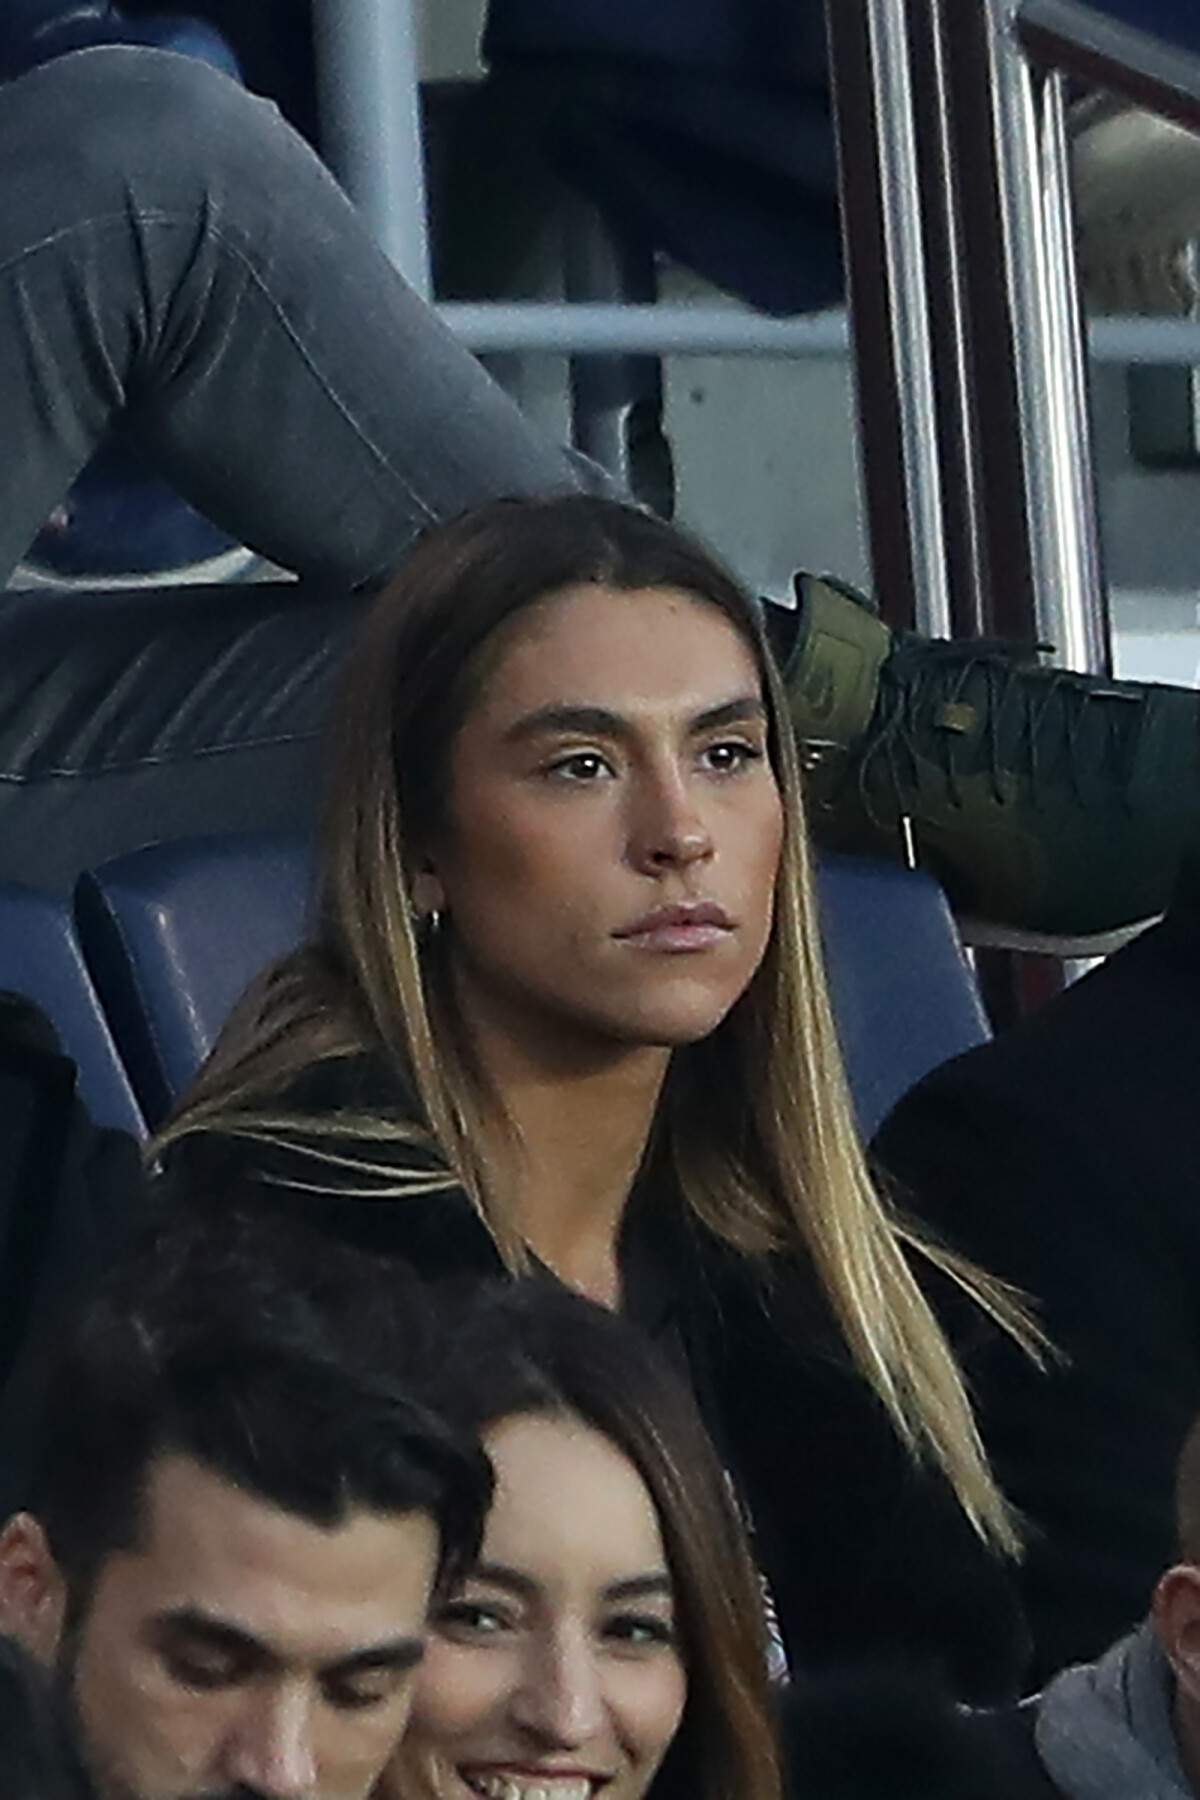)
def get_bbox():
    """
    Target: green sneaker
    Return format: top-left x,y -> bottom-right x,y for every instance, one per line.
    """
768,575 -> 1200,943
